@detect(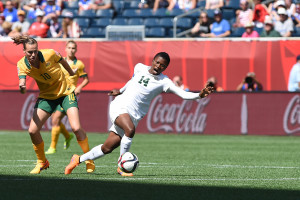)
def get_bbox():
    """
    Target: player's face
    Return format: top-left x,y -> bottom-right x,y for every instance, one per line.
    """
24,43 -> 38,63
65,43 -> 77,57
149,56 -> 168,75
